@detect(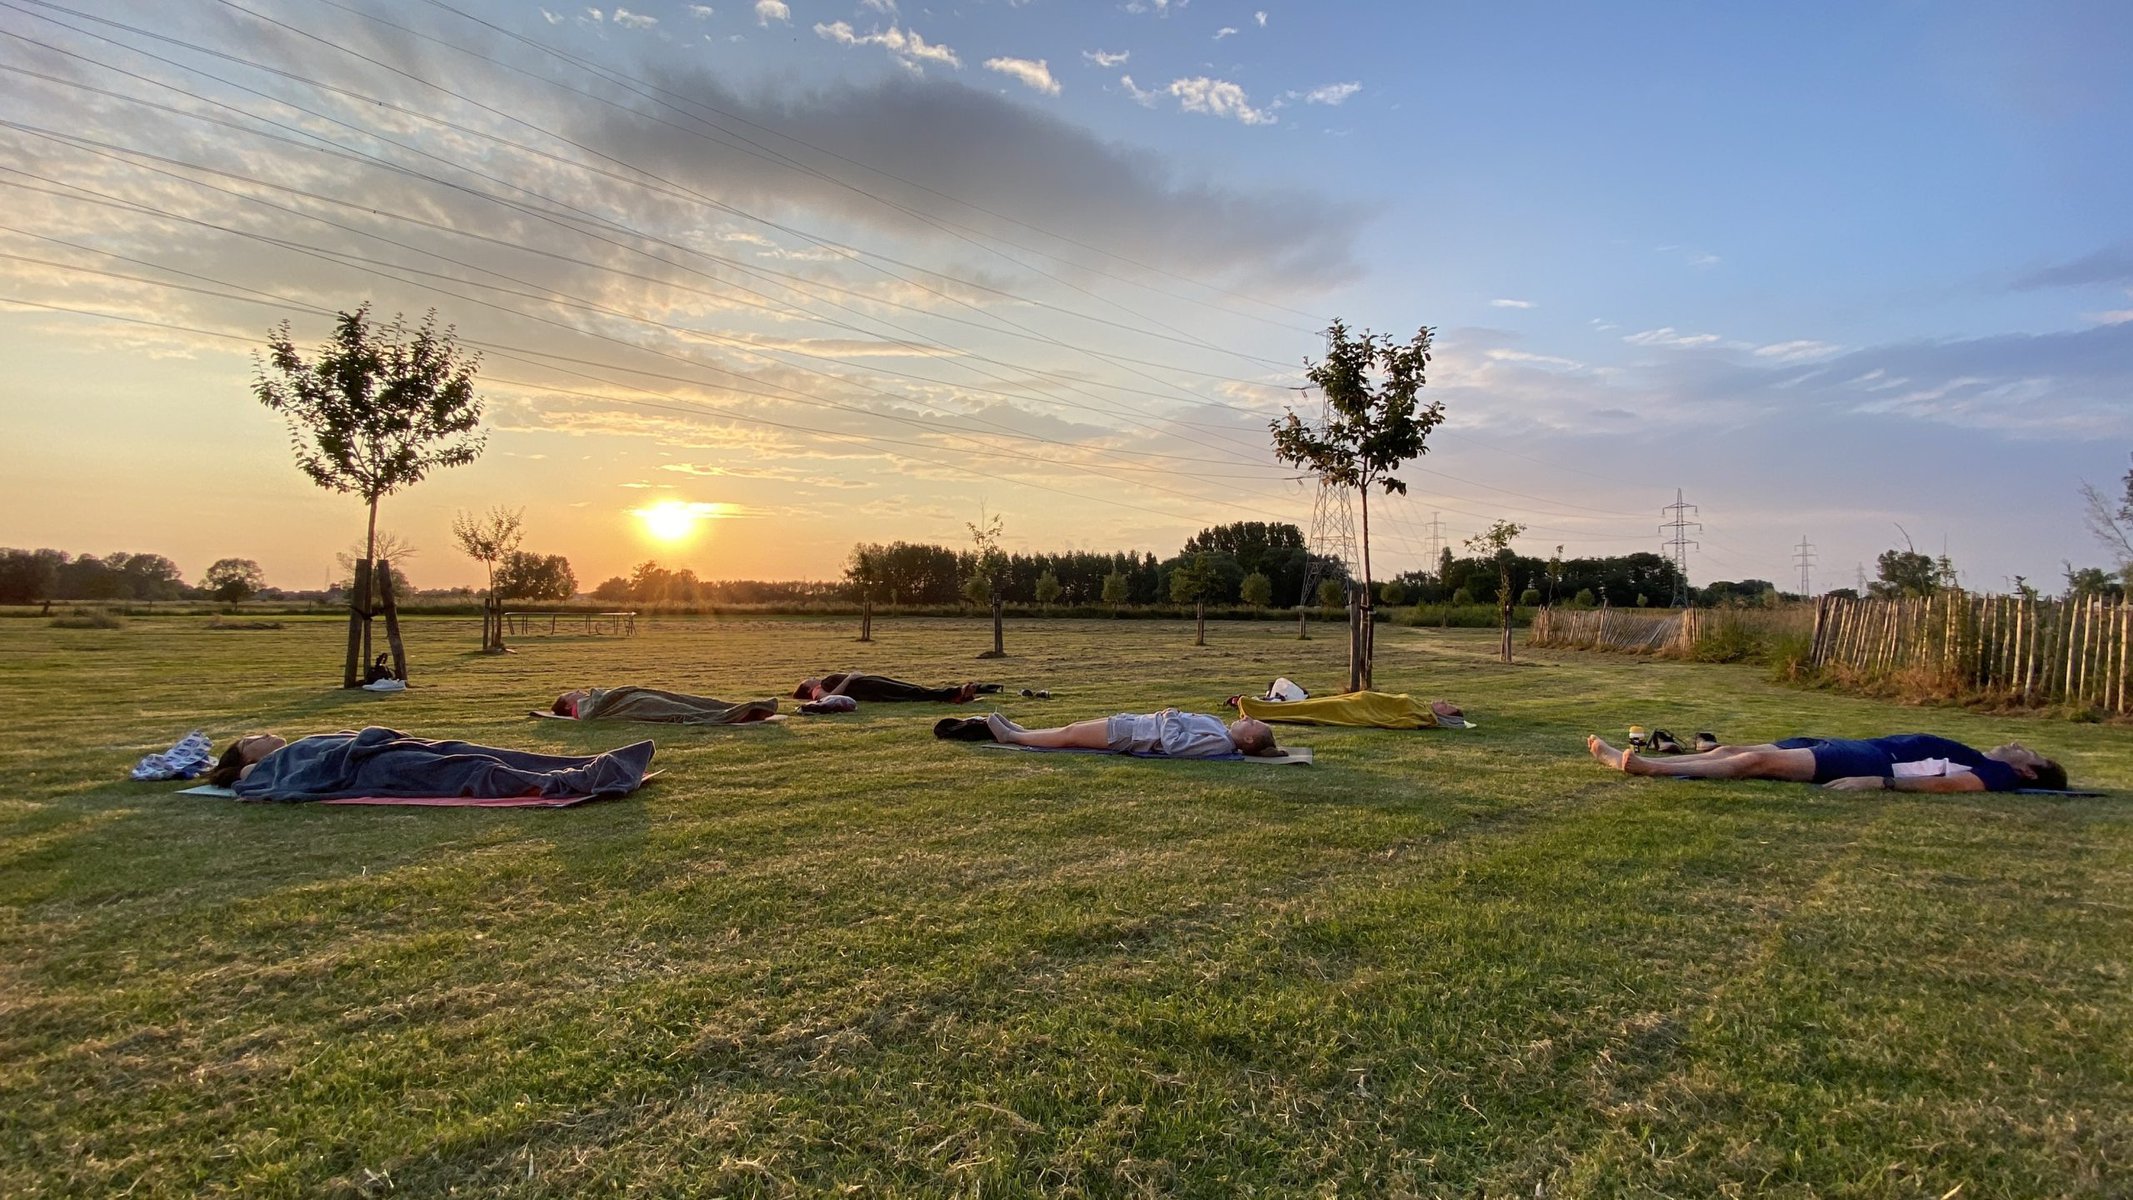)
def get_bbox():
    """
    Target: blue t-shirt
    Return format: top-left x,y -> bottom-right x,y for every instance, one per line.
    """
1867,734 -> 2021,792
